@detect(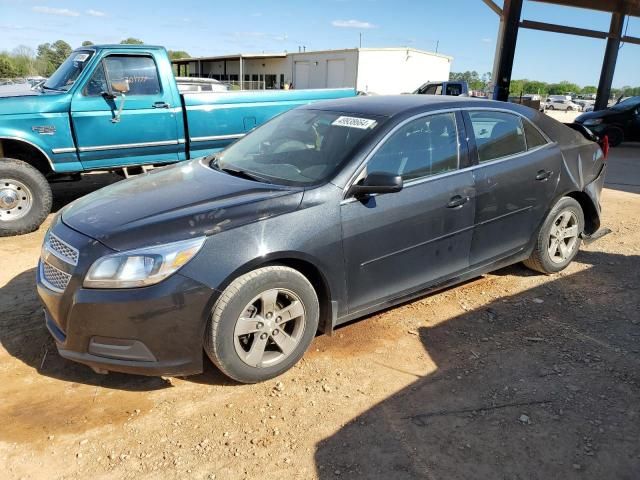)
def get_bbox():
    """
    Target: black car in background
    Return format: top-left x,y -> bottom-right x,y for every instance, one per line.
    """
37,95 -> 607,383
576,96 -> 640,146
